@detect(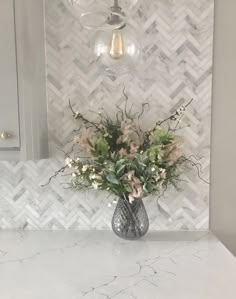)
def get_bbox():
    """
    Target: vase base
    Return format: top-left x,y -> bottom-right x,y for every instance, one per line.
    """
111,197 -> 149,241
